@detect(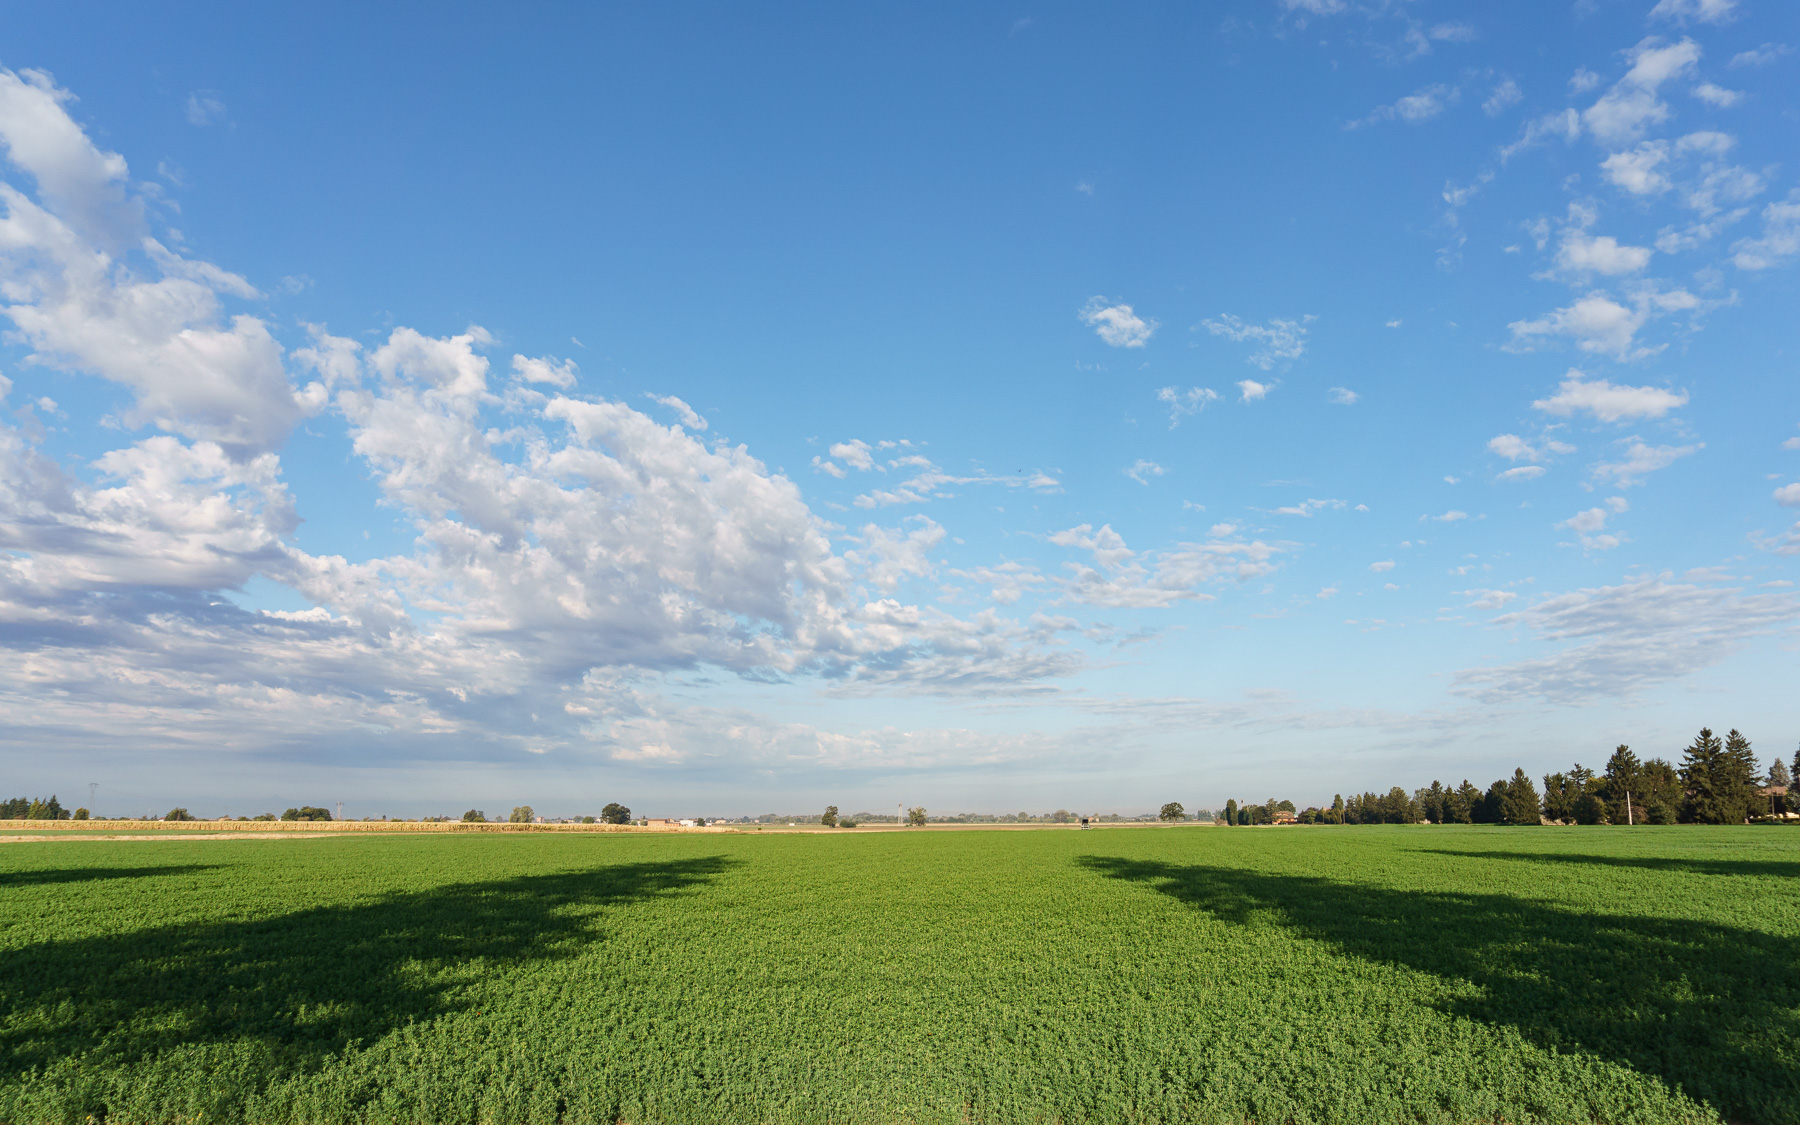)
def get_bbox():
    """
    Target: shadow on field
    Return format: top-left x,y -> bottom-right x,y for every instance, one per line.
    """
1419,848 -> 1800,880
0,856 -> 732,1100
1079,856 -> 1800,1124
0,864 -> 220,887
